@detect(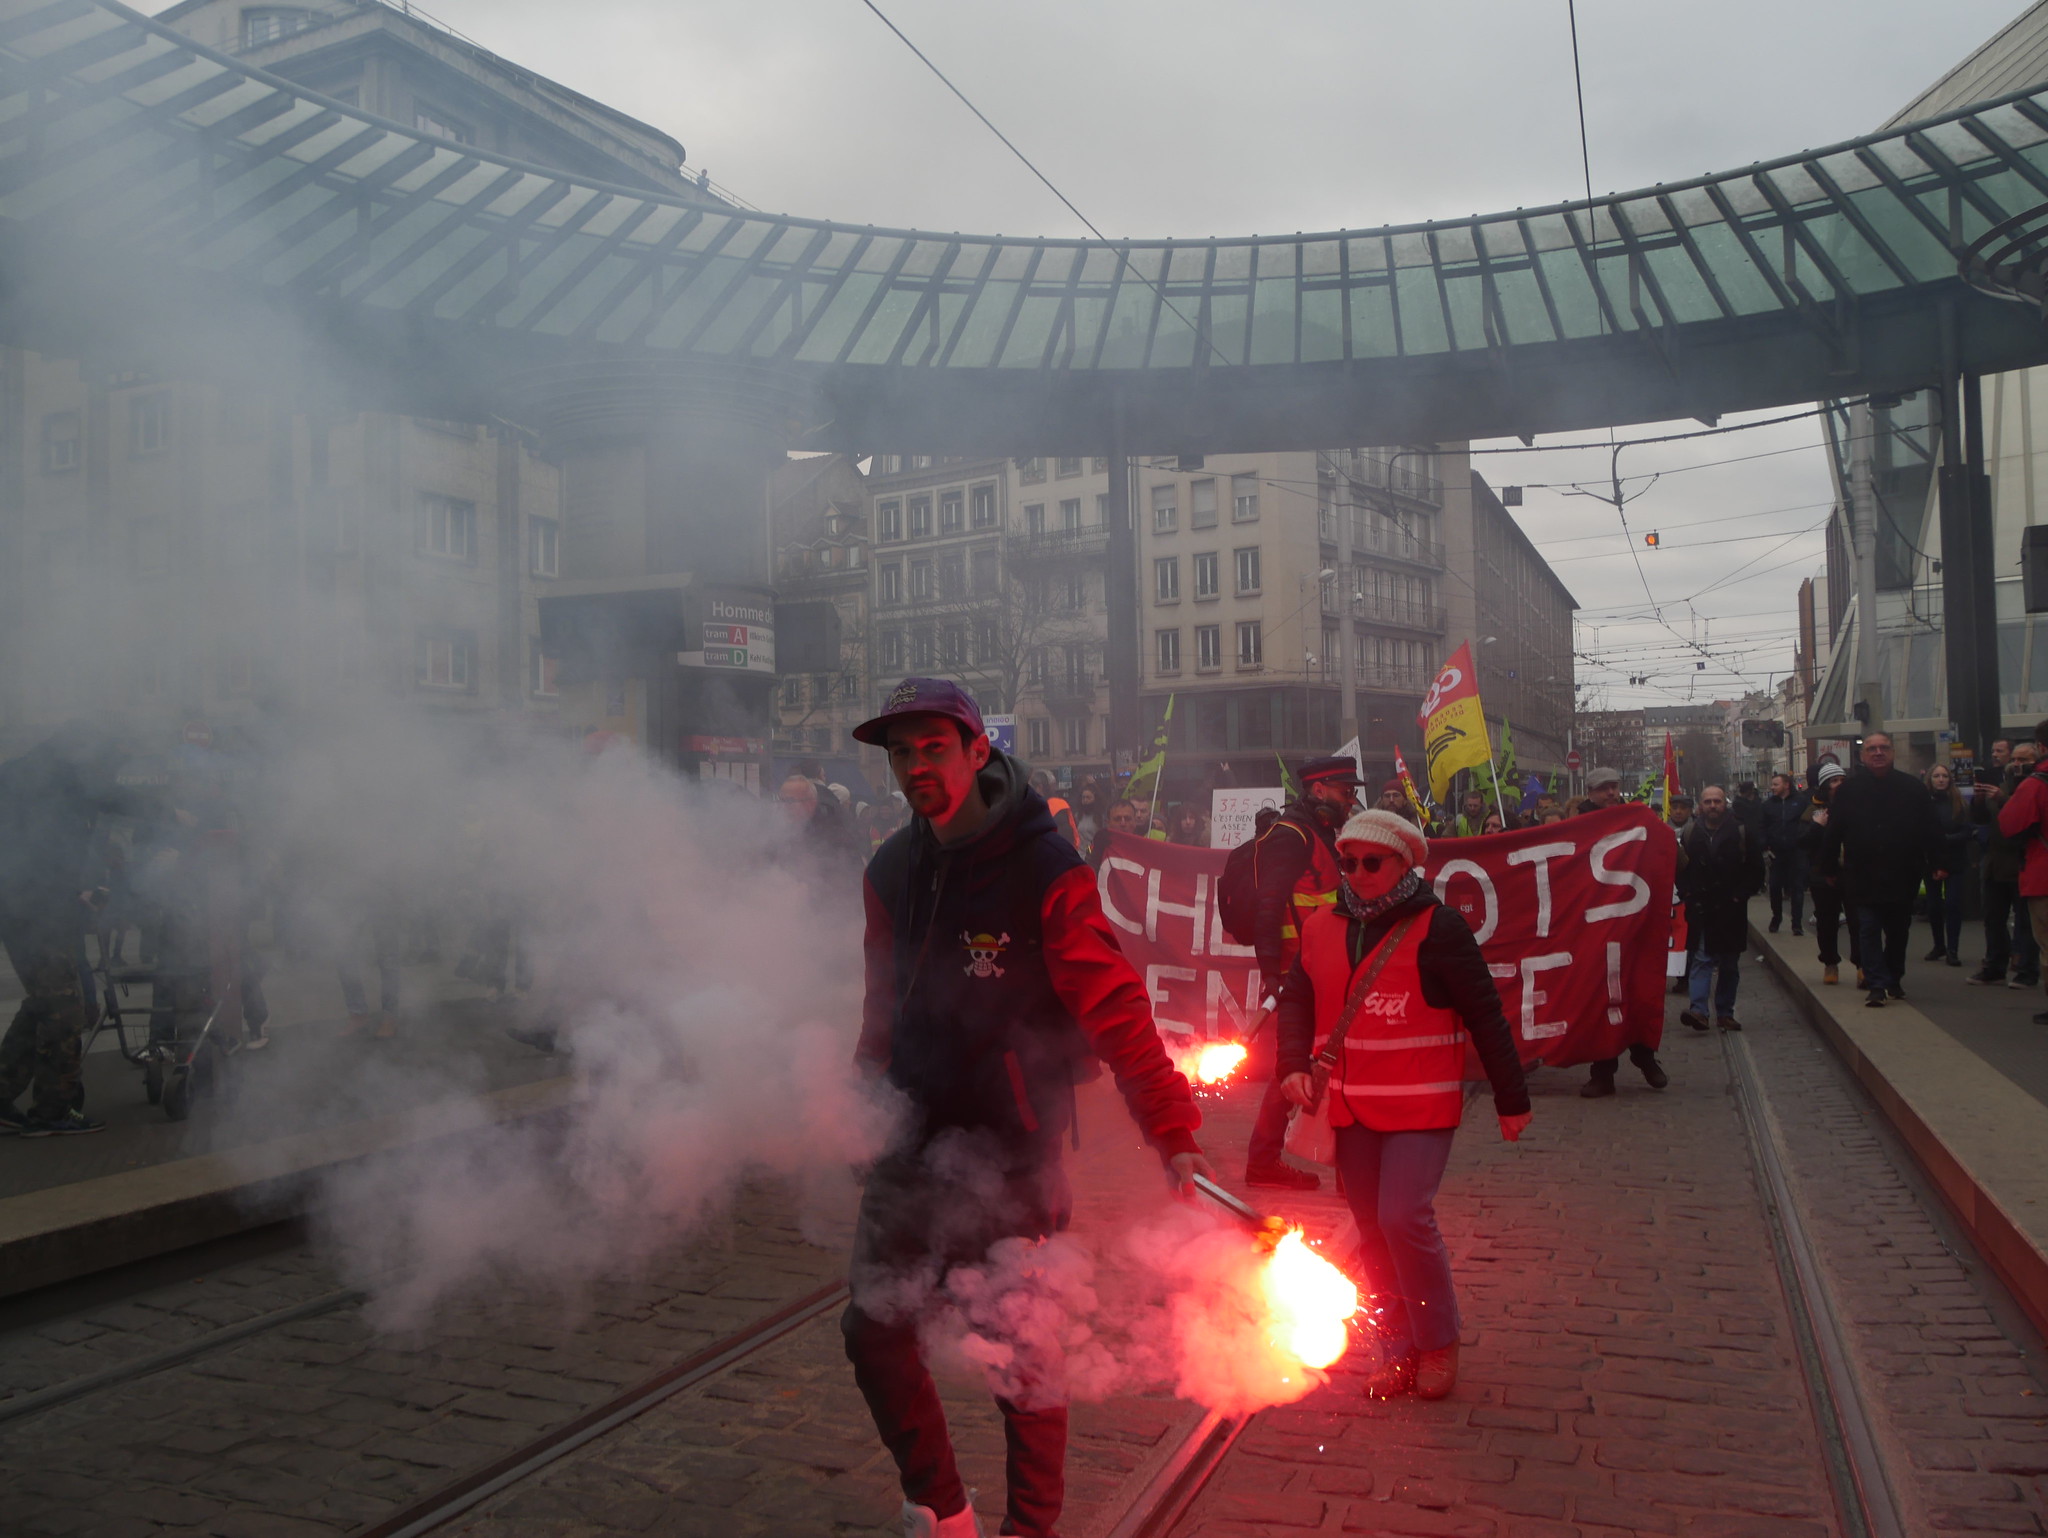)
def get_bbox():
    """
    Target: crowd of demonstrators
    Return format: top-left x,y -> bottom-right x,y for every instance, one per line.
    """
1674,786 -> 1765,1036
1972,741 -> 2041,988
841,679 -> 1212,1538
1817,732 -> 1948,1008
1276,808 -> 1529,1402
1759,772 -> 1809,937
1240,756 -> 1364,1191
